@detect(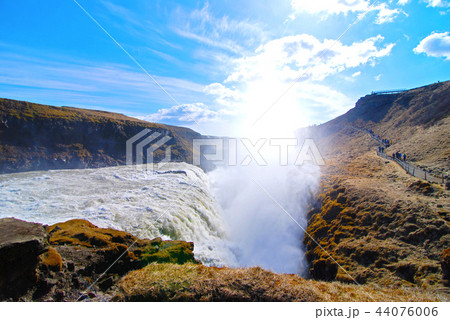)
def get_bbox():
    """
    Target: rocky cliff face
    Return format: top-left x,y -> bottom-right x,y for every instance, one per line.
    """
302,82 -> 450,297
0,98 -> 203,173
305,155 -> 449,289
